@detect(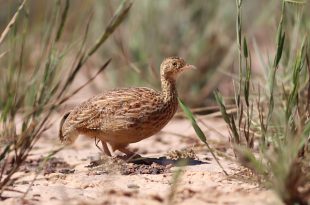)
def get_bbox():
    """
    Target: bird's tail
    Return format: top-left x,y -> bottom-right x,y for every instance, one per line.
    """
59,111 -> 71,143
